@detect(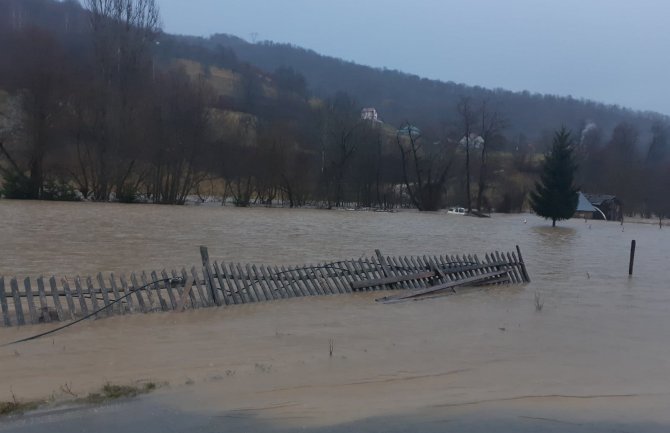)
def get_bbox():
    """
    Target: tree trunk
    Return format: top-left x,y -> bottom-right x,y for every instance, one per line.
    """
465,142 -> 471,212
